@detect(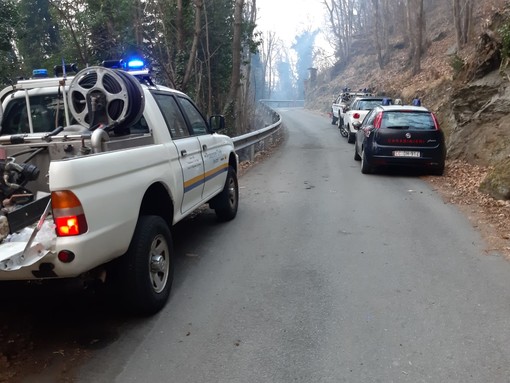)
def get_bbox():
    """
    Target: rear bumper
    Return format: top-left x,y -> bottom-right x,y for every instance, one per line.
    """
367,144 -> 445,169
